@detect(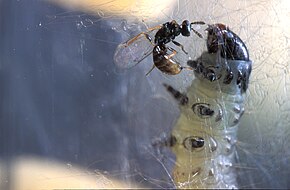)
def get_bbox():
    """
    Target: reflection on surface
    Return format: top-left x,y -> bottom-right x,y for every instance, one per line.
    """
48,0 -> 176,19
0,0 -> 289,189
9,157 -> 137,189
